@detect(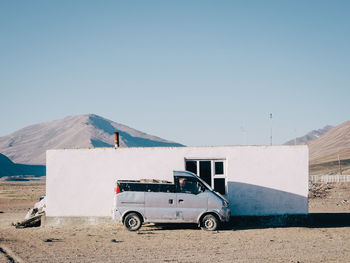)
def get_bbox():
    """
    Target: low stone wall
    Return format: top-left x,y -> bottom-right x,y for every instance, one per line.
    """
43,216 -> 114,226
